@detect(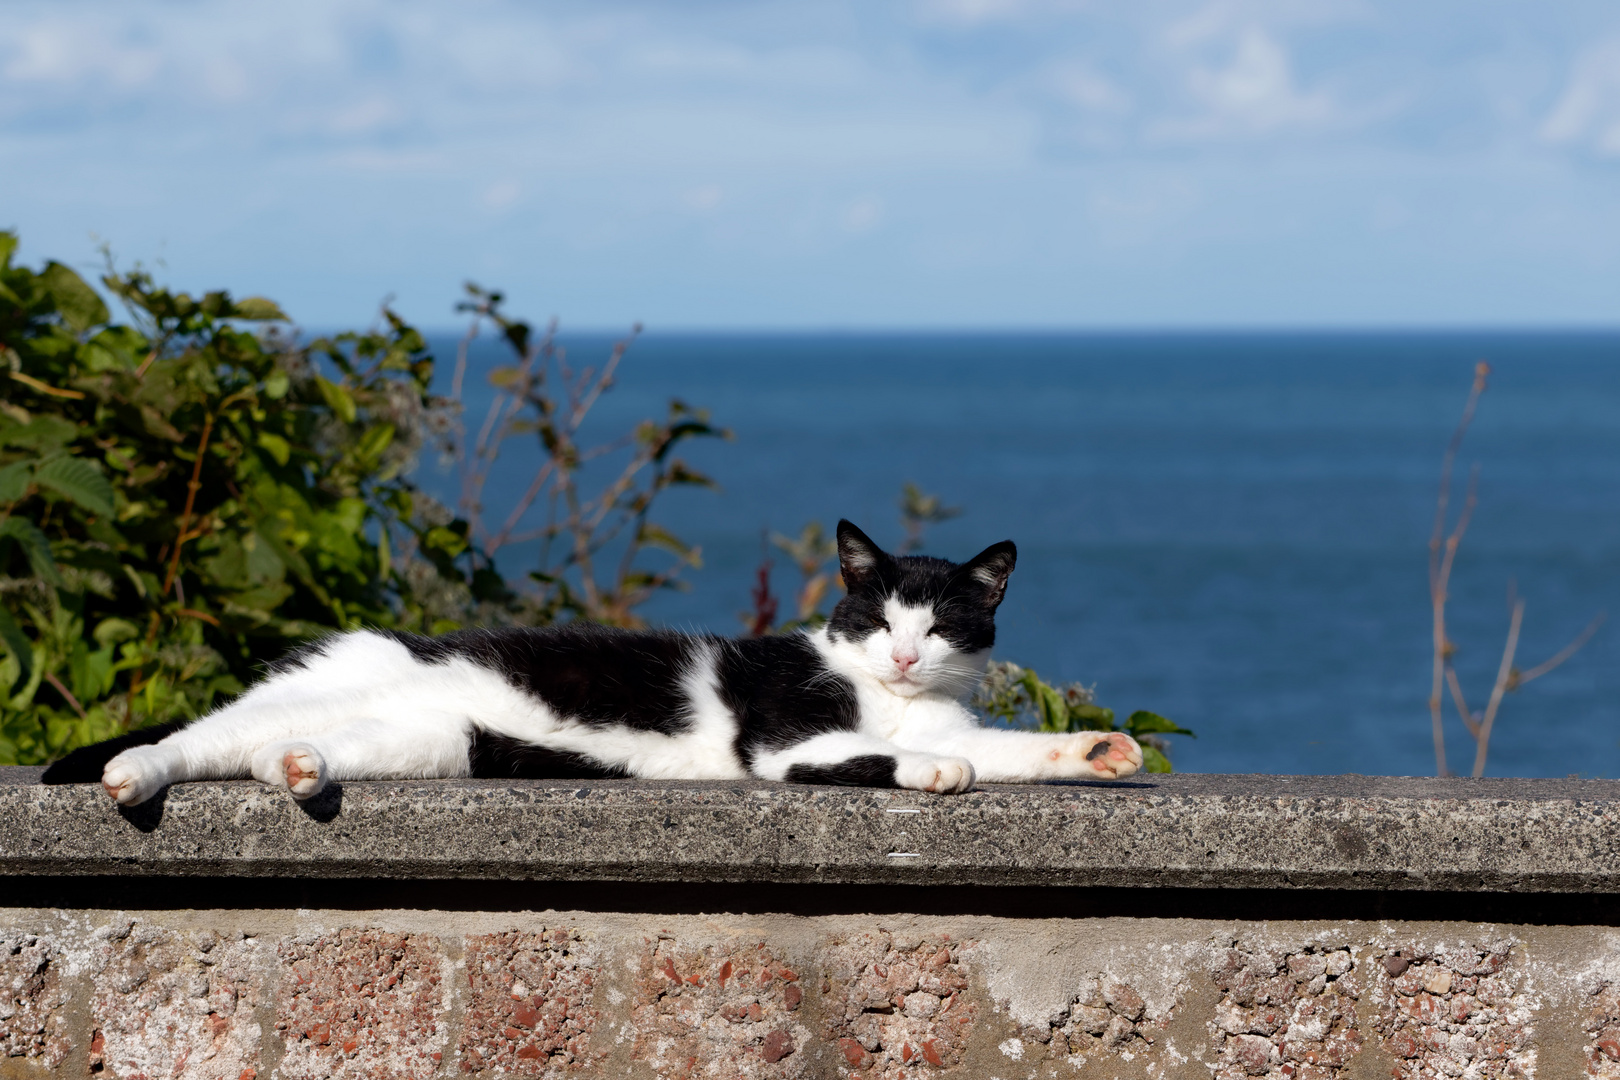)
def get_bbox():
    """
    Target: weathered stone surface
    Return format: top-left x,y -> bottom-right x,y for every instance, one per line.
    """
0,932 -> 69,1068
89,921 -> 261,1080
629,937 -> 813,1078
821,931 -> 977,1078
276,929 -> 448,1080
2,911 -> 1620,1076
8,770 -> 1620,892
460,929 -> 601,1074
1209,941 -> 1362,1078
1367,938 -> 1533,1079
